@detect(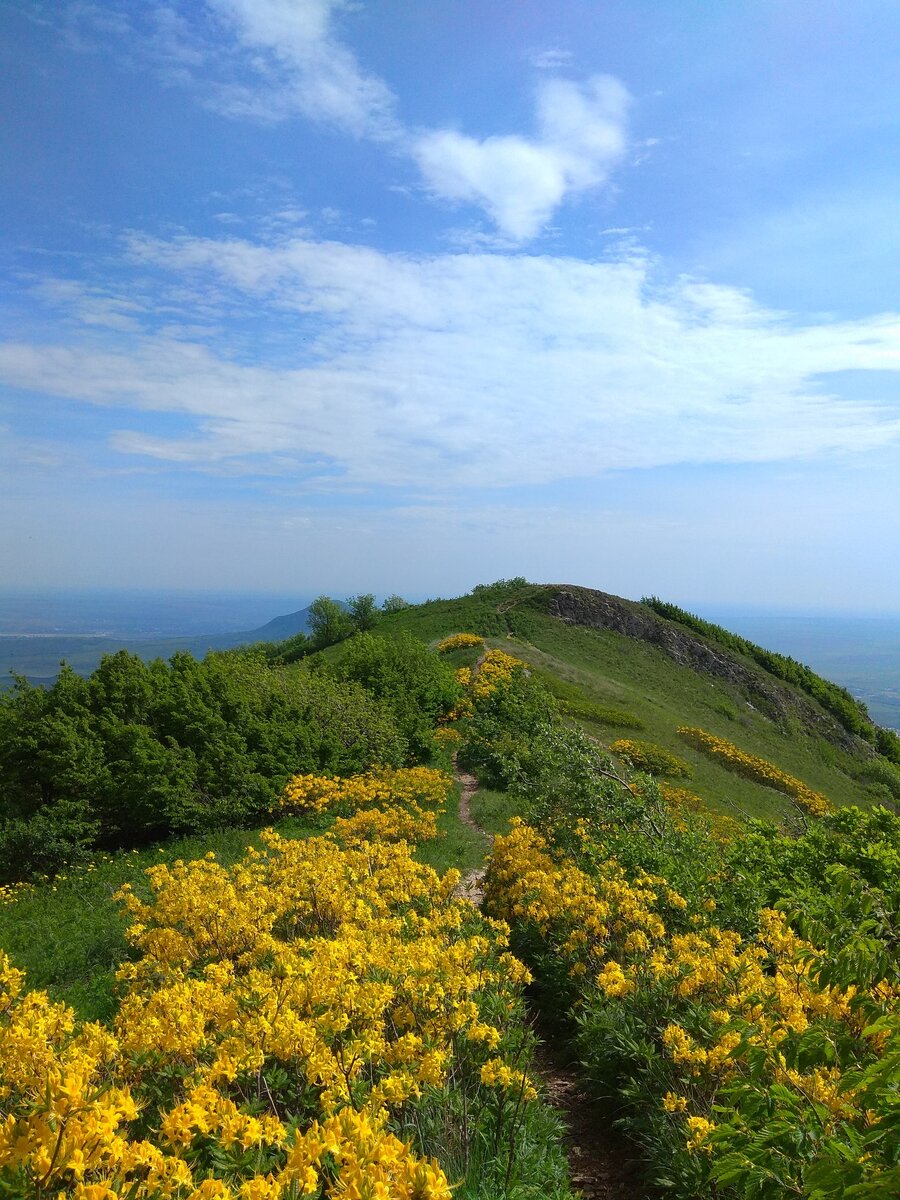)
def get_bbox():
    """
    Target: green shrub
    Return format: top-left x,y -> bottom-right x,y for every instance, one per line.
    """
0,650 -> 404,882
335,632 -> 460,761
610,738 -> 693,778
